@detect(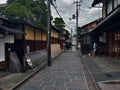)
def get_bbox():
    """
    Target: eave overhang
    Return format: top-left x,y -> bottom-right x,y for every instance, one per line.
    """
80,7 -> 120,37
51,25 -> 61,33
0,25 -> 25,35
92,7 -> 120,33
92,0 -> 103,7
